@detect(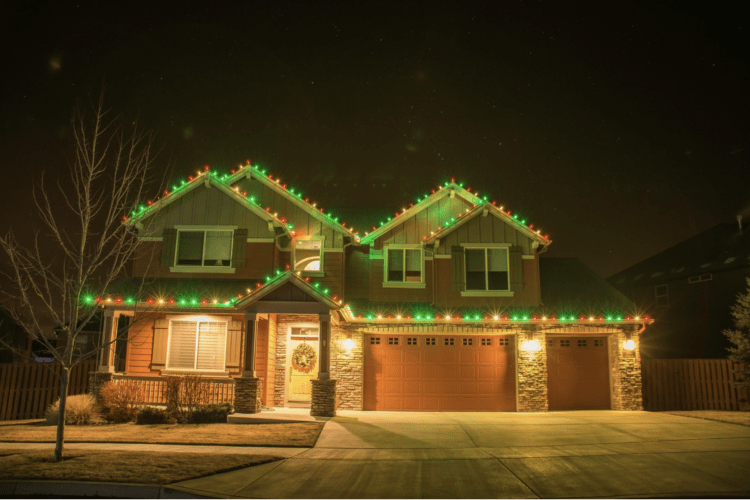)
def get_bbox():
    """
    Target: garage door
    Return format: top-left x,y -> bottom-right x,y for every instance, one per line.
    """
547,336 -> 610,410
363,334 -> 516,411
